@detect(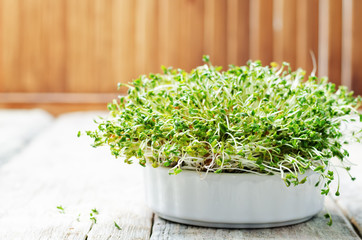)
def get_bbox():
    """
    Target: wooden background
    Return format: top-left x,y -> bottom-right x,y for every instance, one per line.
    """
0,0 -> 361,115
